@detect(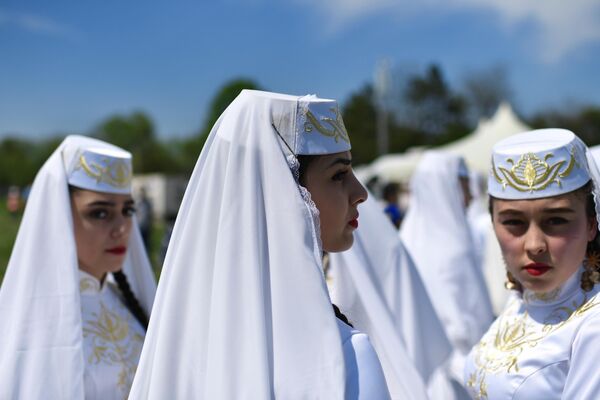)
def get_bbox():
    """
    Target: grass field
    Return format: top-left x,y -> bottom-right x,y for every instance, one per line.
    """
0,197 -> 166,284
